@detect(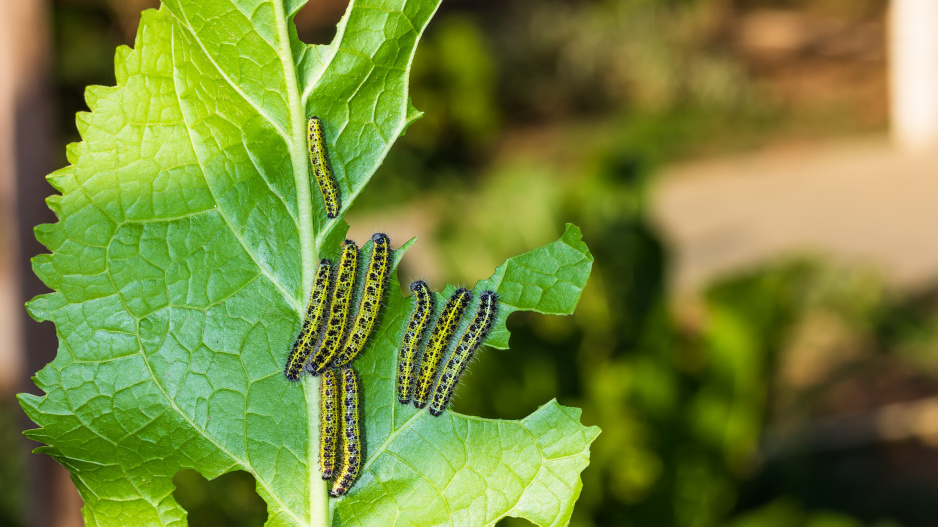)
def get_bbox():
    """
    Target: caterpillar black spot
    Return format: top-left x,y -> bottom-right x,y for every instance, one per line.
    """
397,280 -> 434,404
